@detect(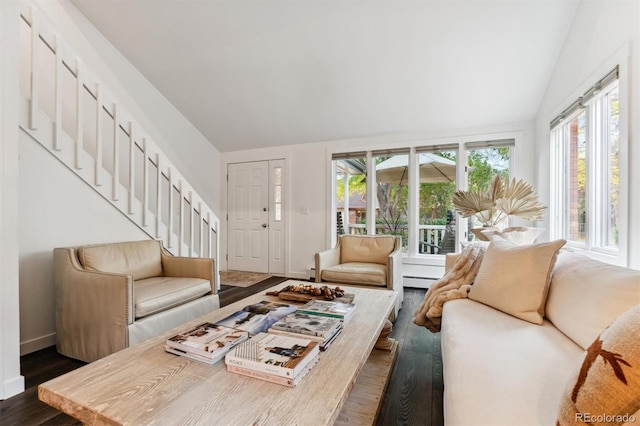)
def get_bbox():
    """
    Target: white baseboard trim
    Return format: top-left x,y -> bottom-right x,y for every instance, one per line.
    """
2,374 -> 25,399
286,271 -> 310,281
403,276 -> 437,289
20,332 -> 56,356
